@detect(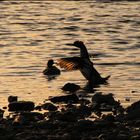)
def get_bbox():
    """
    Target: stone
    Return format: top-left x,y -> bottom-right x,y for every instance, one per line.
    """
0,109 -> 4,118
8,96 -> 18,103
12,112 -> 44,125
49,94 -> 79,103
8,101 -> 35,111
91,93 -> 120,112
92,93 -> 119,106
61,83 -> 80,92
41,102 -> 57,111
126,100 -> 140,113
